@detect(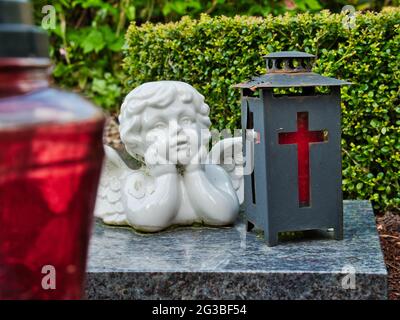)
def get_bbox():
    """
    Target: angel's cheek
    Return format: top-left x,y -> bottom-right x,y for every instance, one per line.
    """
145,135 -> 170,160
145,128 -> 167,145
